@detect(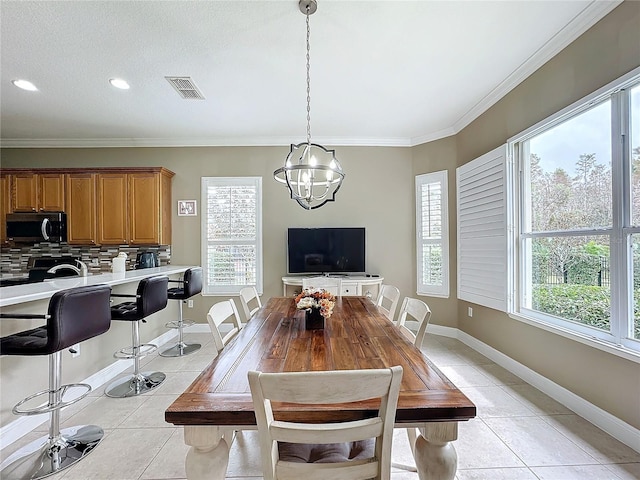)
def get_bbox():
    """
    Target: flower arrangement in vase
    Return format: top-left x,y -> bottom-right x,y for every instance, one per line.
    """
295,288 -> 336,329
